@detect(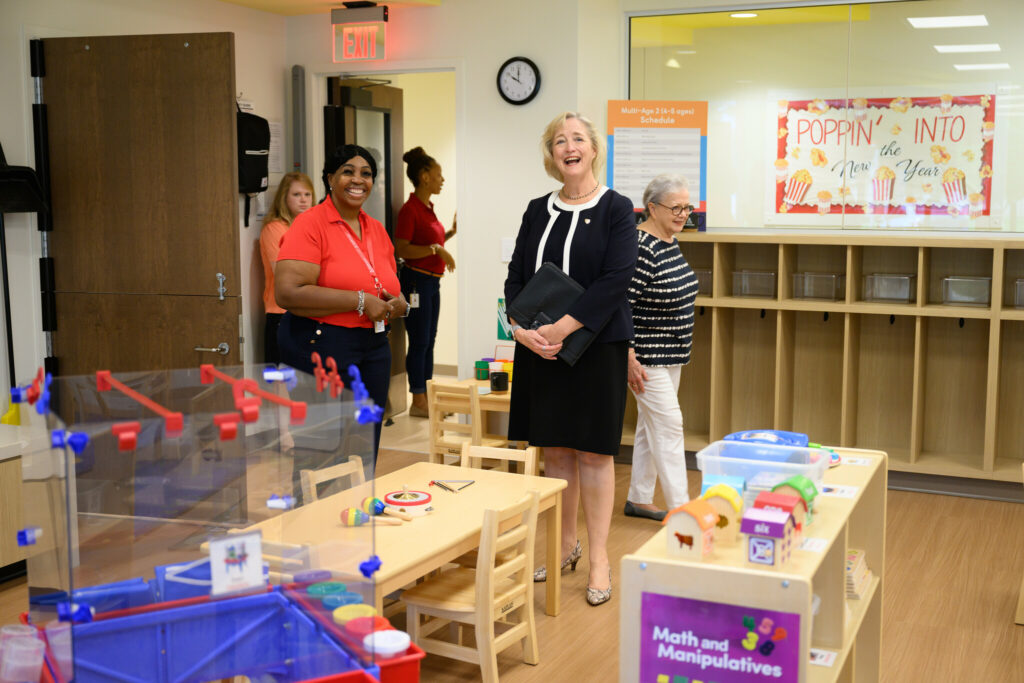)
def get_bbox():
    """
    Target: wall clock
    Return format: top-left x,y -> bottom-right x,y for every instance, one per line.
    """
497,56 -> 540,105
